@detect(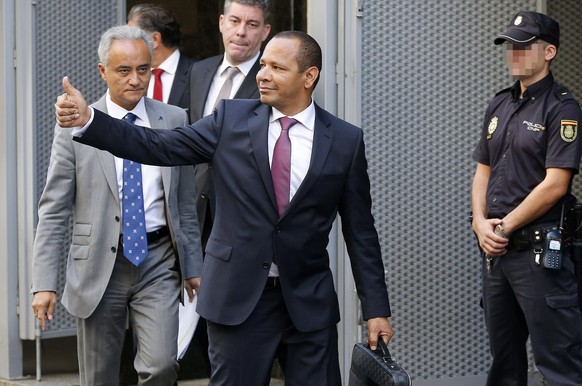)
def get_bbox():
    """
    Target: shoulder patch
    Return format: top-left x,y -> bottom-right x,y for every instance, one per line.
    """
561,120 -> 578,142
